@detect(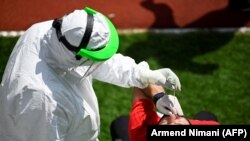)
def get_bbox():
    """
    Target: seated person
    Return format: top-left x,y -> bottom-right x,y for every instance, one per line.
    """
110,84 -> 219,141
